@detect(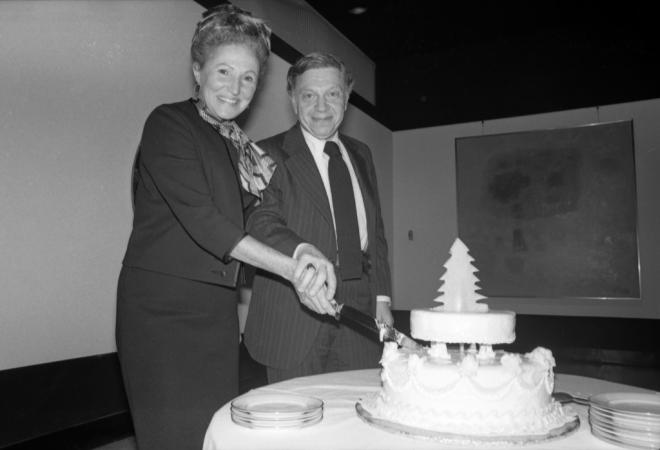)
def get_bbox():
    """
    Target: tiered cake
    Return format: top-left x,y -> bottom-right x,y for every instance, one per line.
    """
360,238 -> 576,438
